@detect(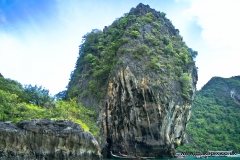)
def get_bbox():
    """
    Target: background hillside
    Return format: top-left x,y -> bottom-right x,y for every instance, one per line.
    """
177,76 -> 240,153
